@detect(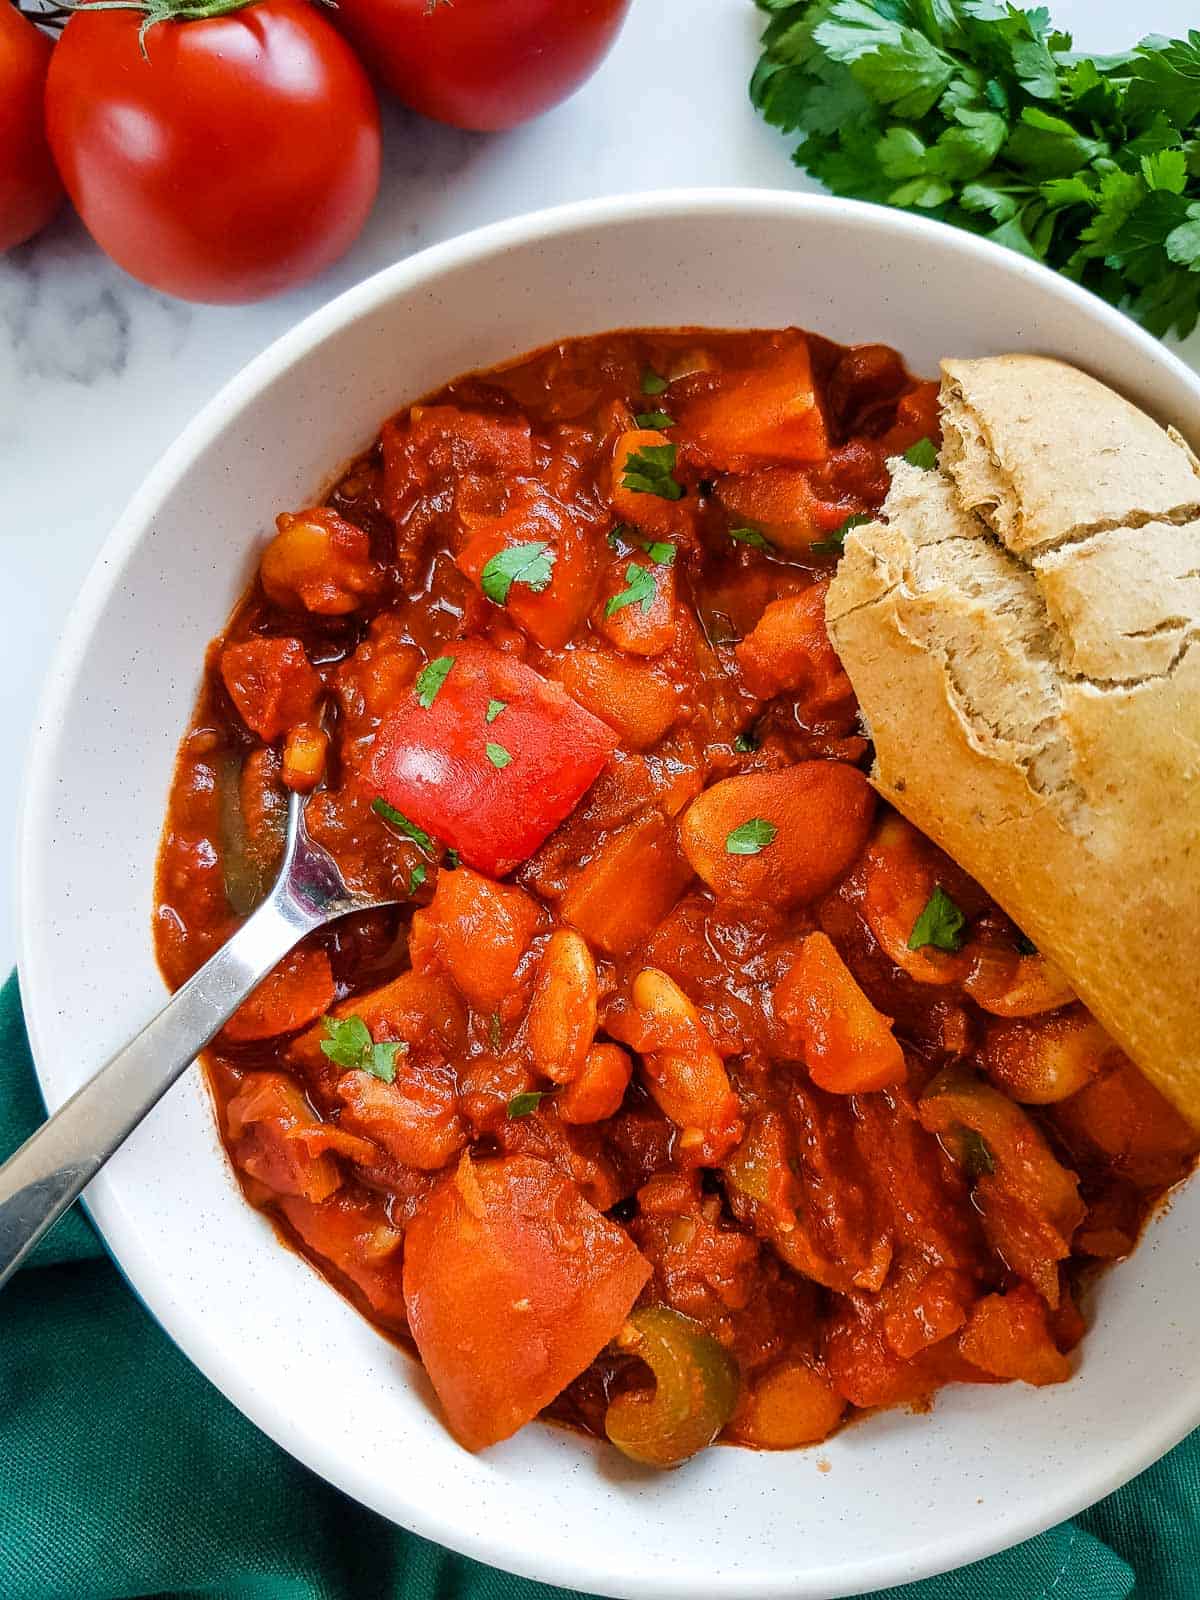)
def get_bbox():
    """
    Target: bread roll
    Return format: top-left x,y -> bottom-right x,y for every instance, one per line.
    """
826,355 -> 1200,1125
